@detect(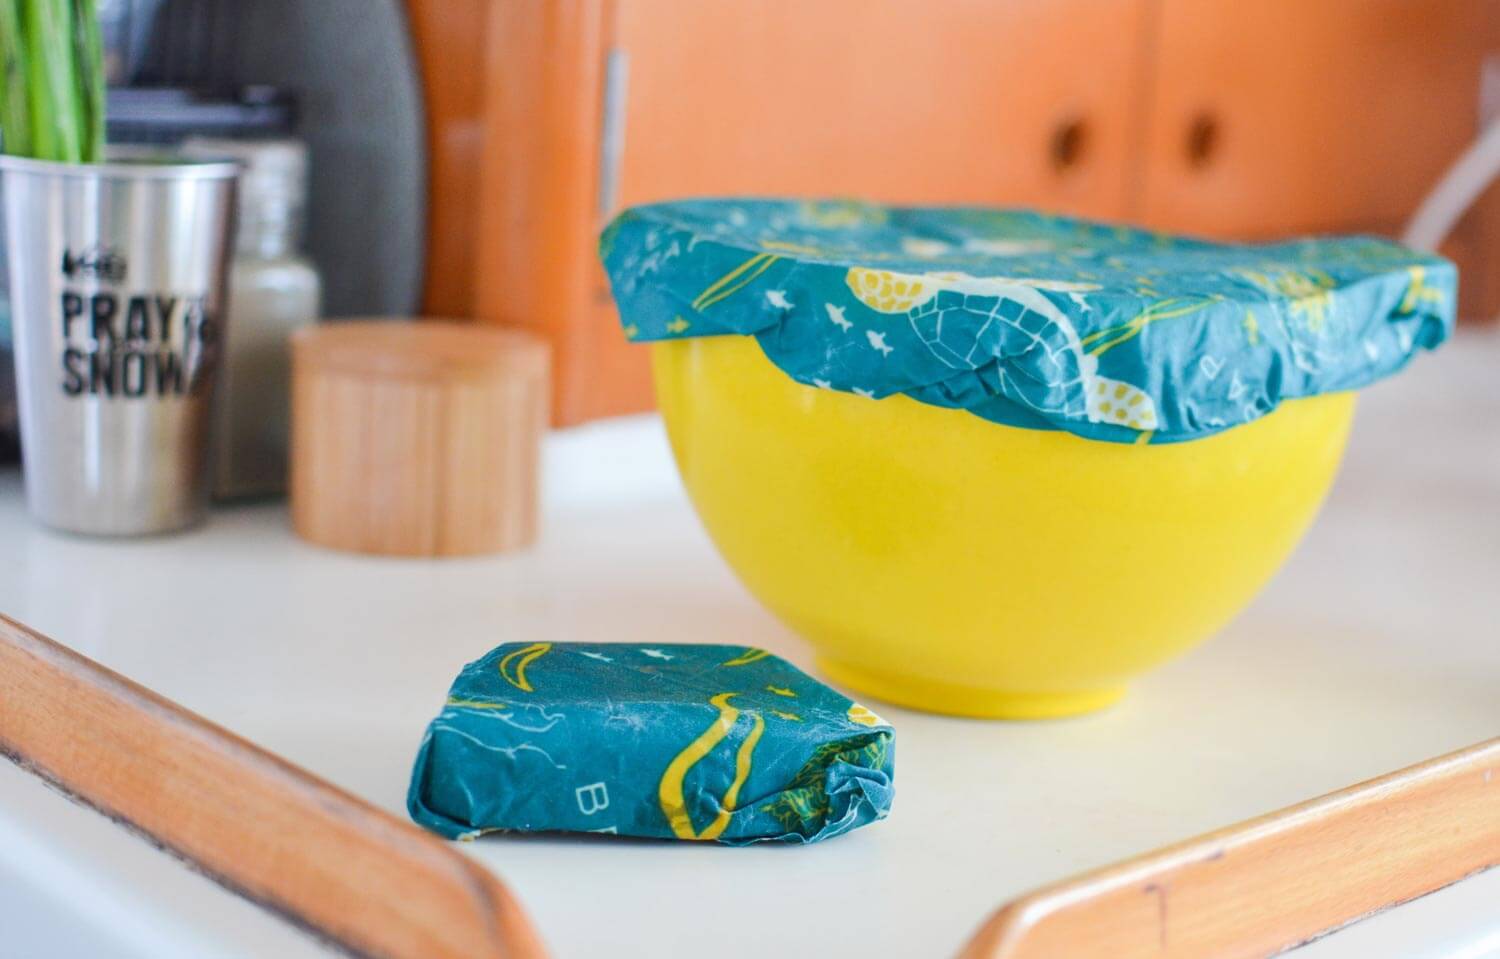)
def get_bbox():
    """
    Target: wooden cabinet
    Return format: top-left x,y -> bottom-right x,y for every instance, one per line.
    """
615,0 -> 1147,213
409,0 -> 1500,426
1135,0 -> 1499,238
